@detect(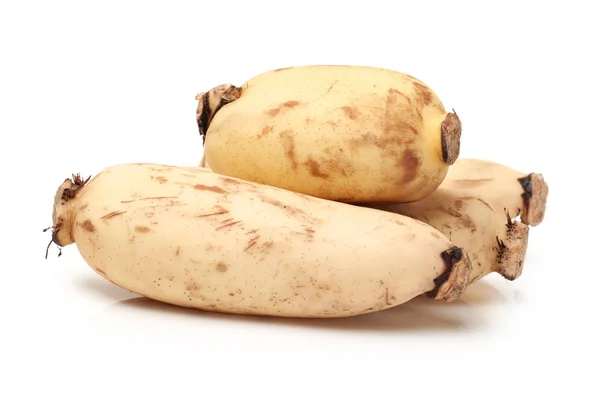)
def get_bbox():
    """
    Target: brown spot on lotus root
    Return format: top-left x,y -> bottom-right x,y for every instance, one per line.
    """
244,235 -> 260,252
175,246 -> 180,256
259,126 -> 273,138
79,203 -> 89,211
80,220 -> 95,233
305,158 -> 329,178
101,210 -> 126,220
340,106 -> 359,120
460,216 -> 477,232
193,184 -> 227,193
266,100 -> 301,117
399,150 -> 421,183
219,176 -> 258,189
95,268 -> 106,275
384,89 -> 419,137
154,176 -> 168,184
279,130 -> 298,169
216,262 -> 228,272
413,82 -> 432,106
454,199 -> 464,210
431,231 -> 441,239
135,226 -> 151,233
